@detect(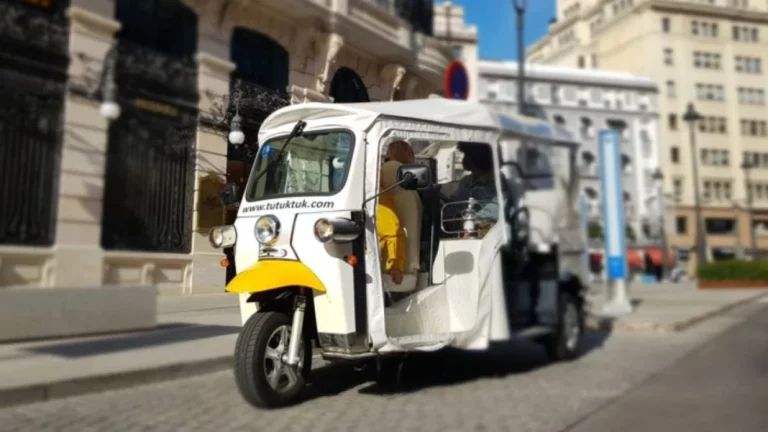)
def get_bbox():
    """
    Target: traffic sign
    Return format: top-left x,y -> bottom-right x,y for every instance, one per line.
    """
444,61 -> 469,100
